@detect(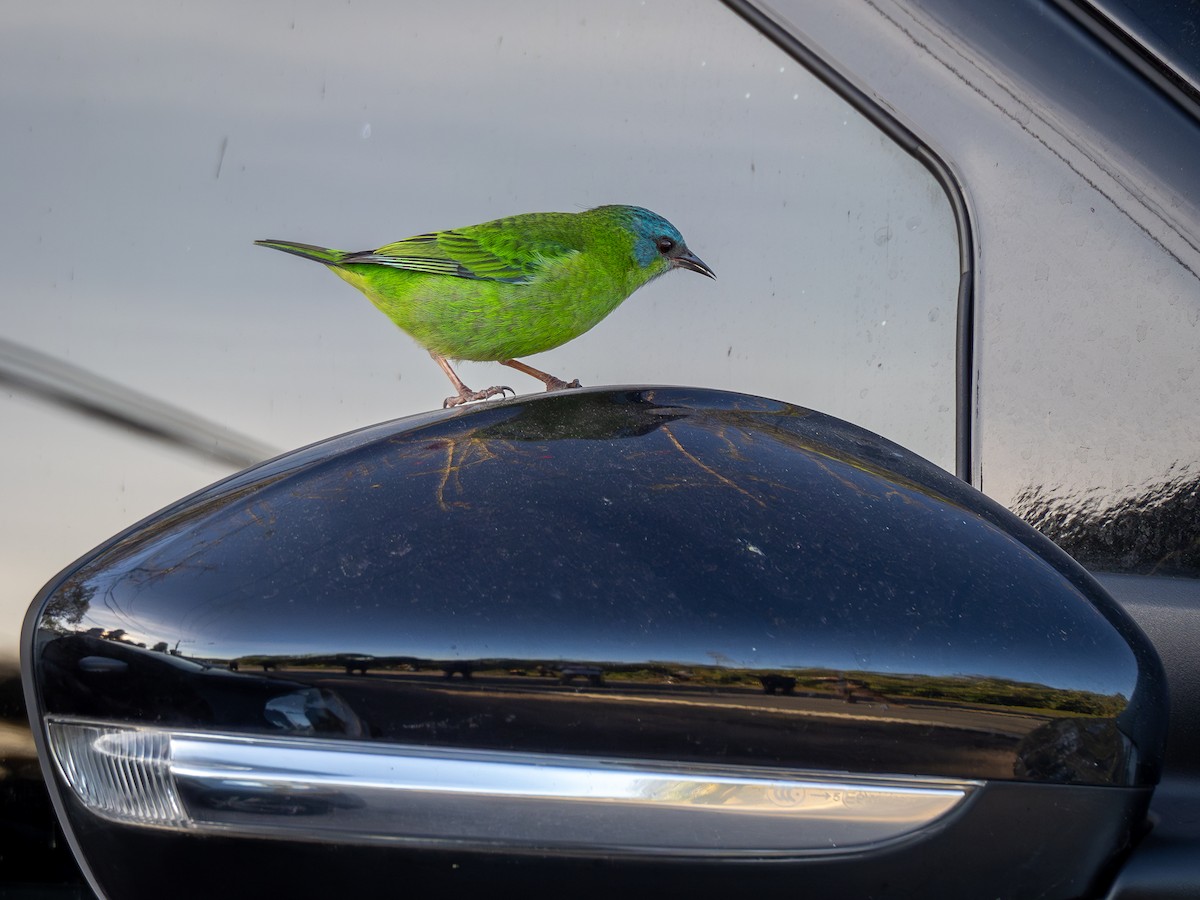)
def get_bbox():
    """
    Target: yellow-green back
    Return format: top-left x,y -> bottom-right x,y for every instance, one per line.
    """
256,204 -> 713,362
